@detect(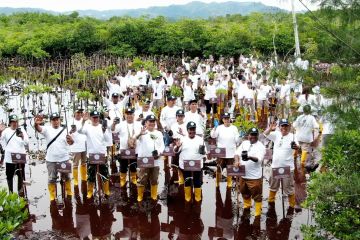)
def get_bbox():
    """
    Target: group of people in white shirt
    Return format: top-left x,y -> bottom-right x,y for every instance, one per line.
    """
0,55 -> 331,221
